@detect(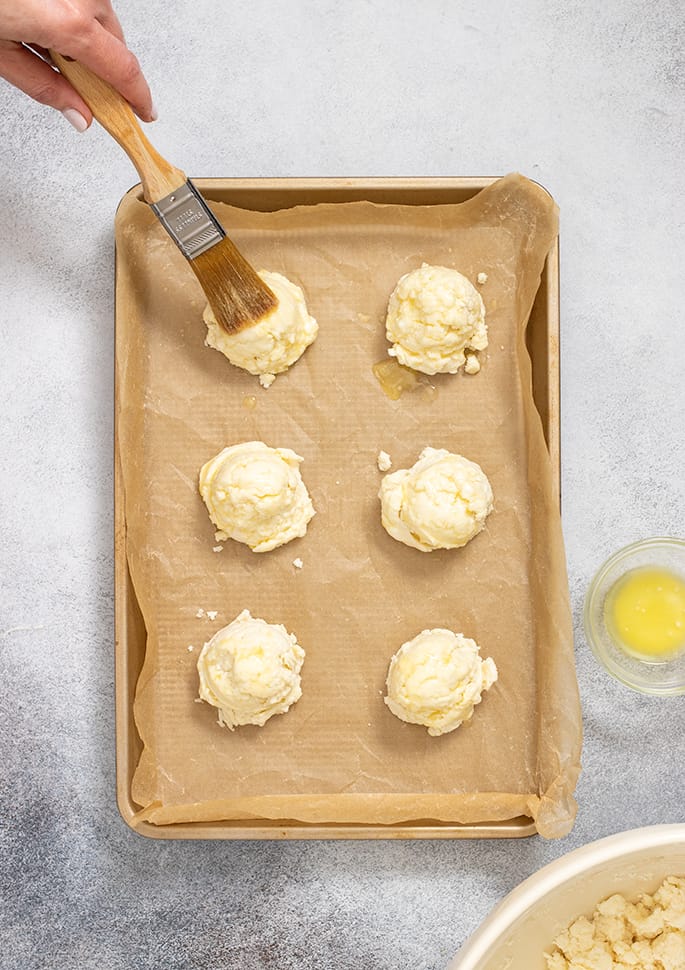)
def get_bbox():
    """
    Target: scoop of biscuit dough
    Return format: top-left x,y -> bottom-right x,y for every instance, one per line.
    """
379,447 -> 493,552
385,263 -> 487,375
198,610 -> 304,729
203,270 -> 318,378
384,628 -> 497,736
199,441 -> 315,553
